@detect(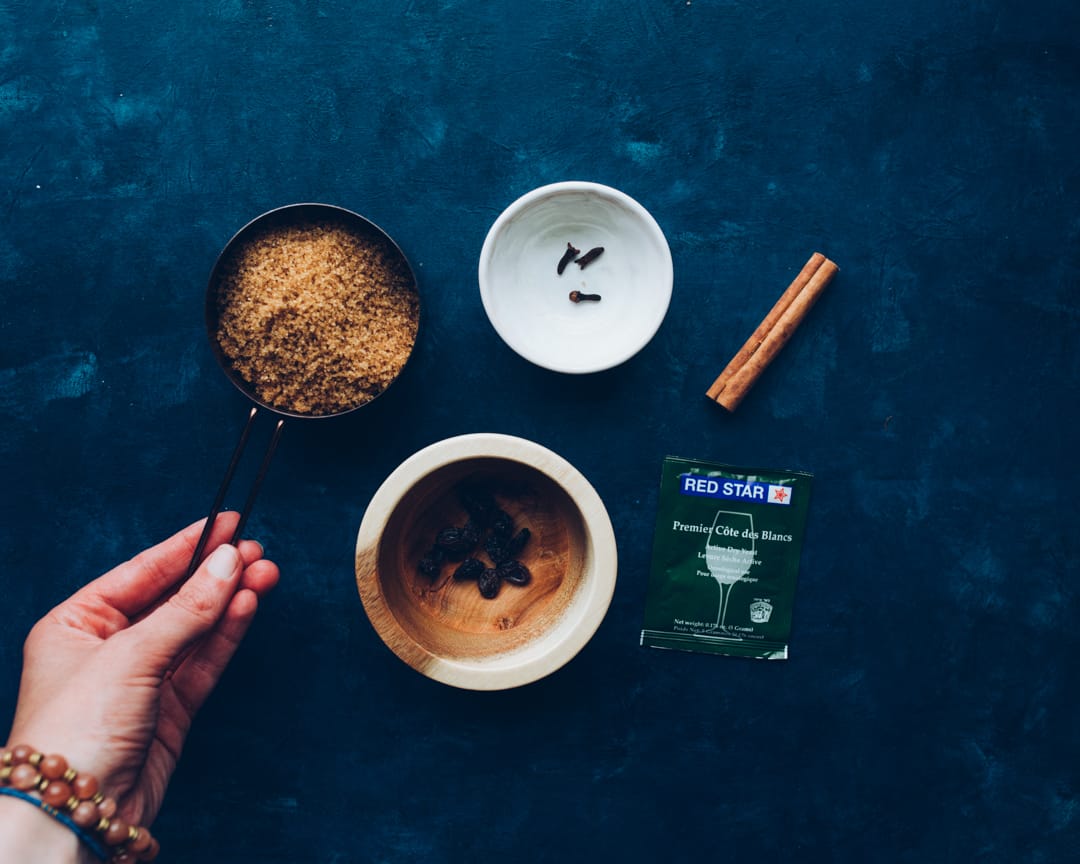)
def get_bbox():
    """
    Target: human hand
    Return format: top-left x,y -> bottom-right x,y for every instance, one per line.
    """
3,513 -> 279,829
